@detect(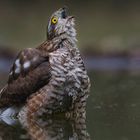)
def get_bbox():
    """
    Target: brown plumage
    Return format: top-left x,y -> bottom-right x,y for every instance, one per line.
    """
22,117 -> 90,140
0,7 -> 90,119
0,36 -> 64,107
